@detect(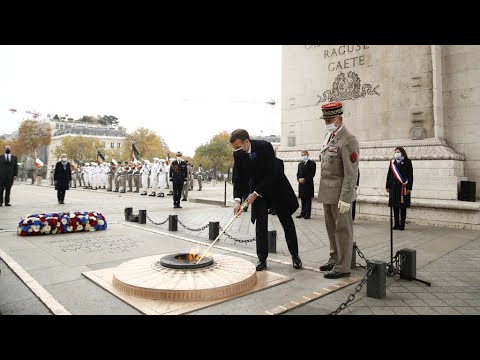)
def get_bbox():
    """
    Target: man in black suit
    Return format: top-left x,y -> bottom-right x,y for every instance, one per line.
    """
0,145 -> 18,206
297,150 -> 316,219
169,151 -> 188,208
230,129 -> 302,271
54,153 -> 72,205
